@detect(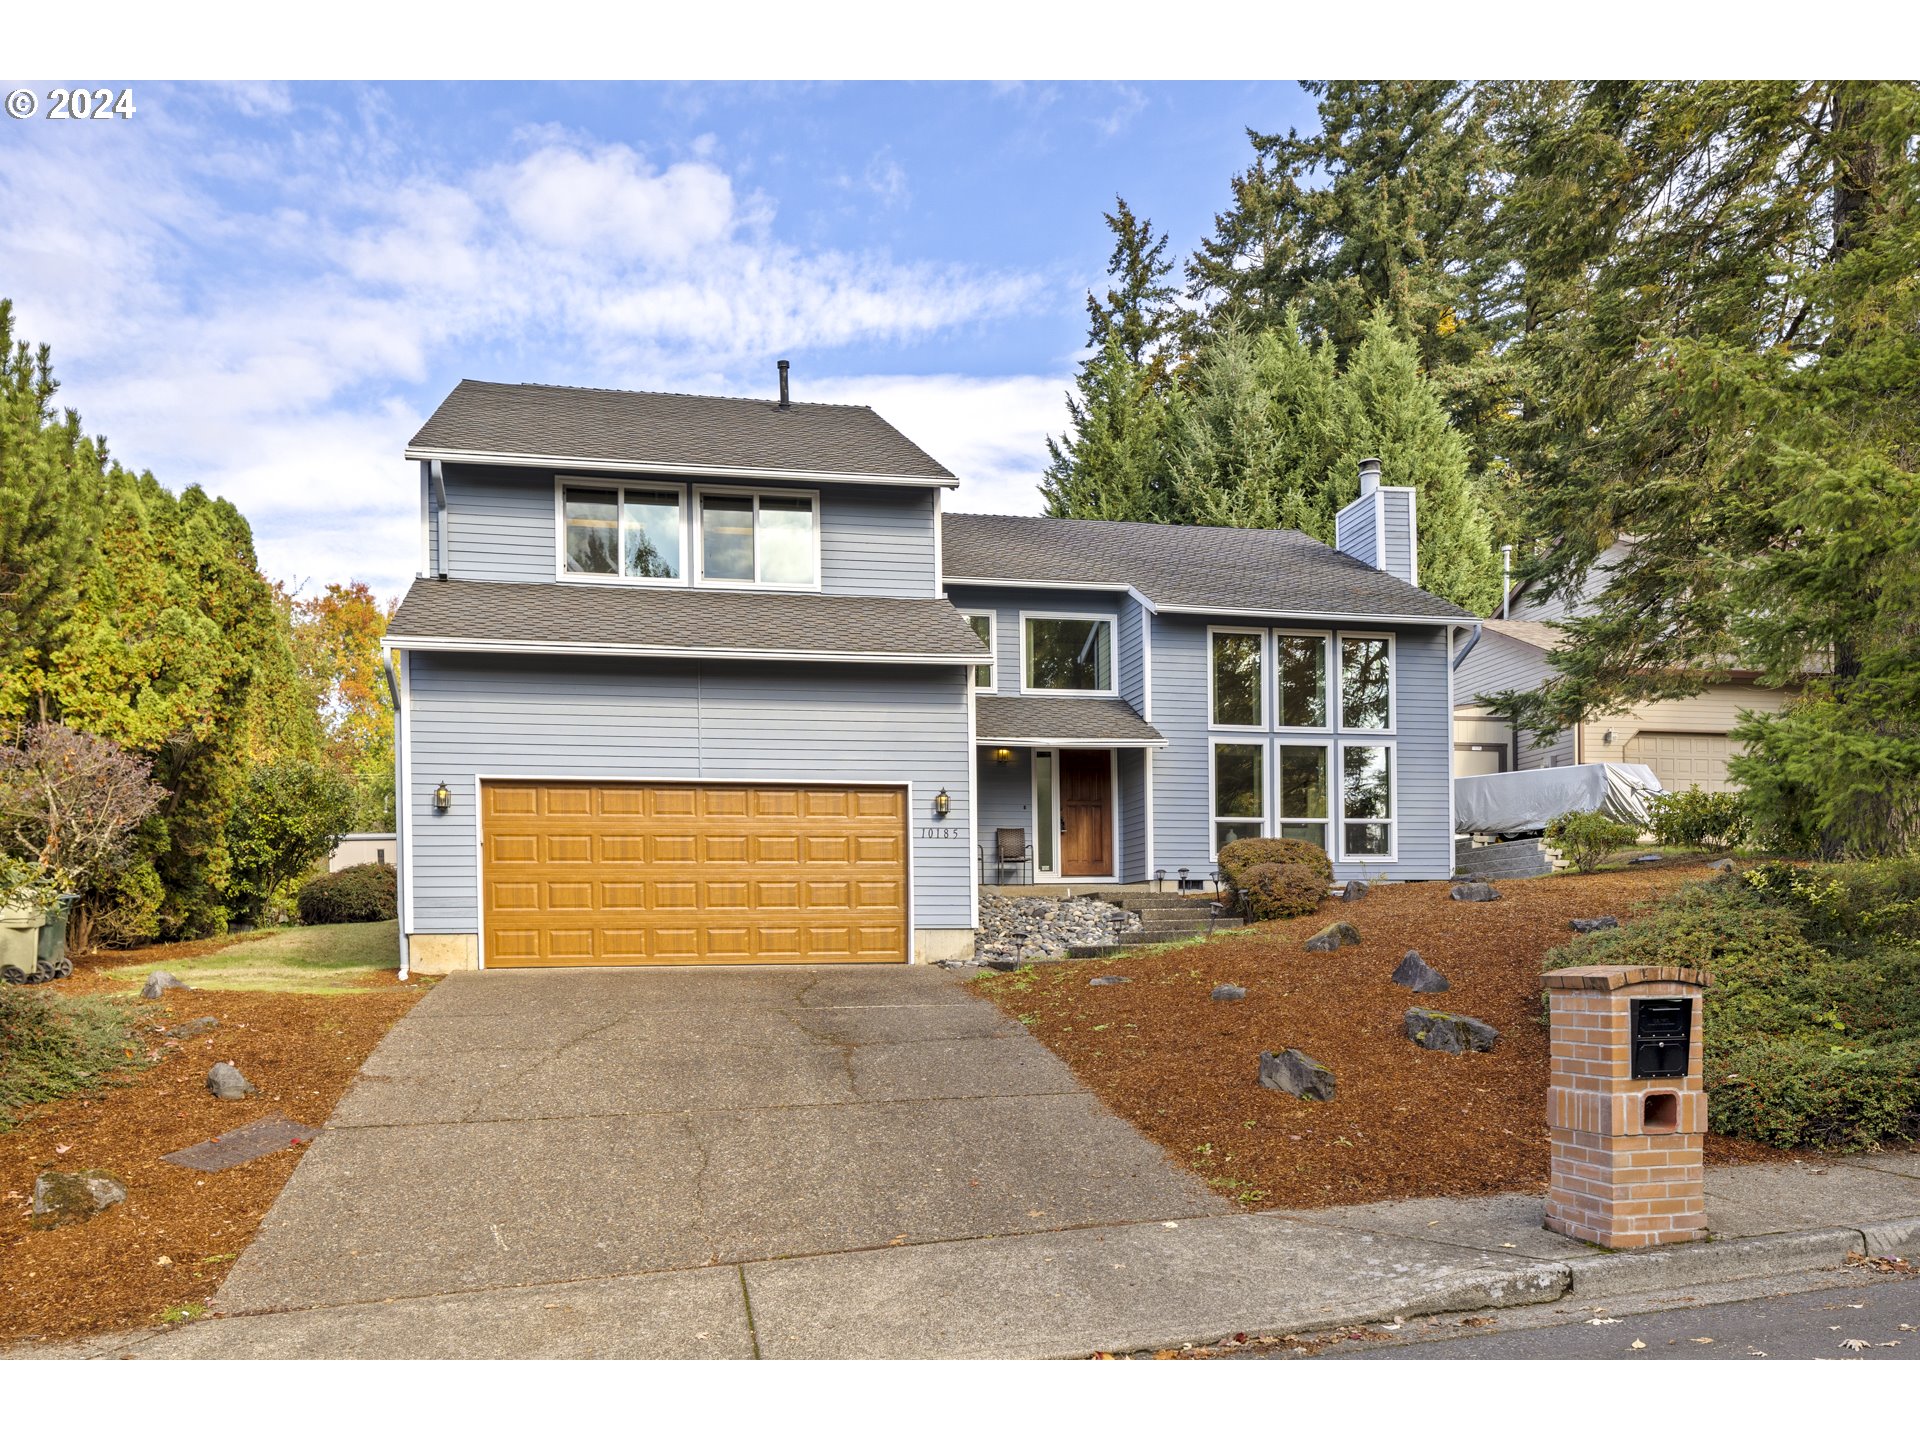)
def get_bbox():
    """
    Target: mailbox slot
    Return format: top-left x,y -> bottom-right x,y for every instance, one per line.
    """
1630,998 -> 1692,1079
